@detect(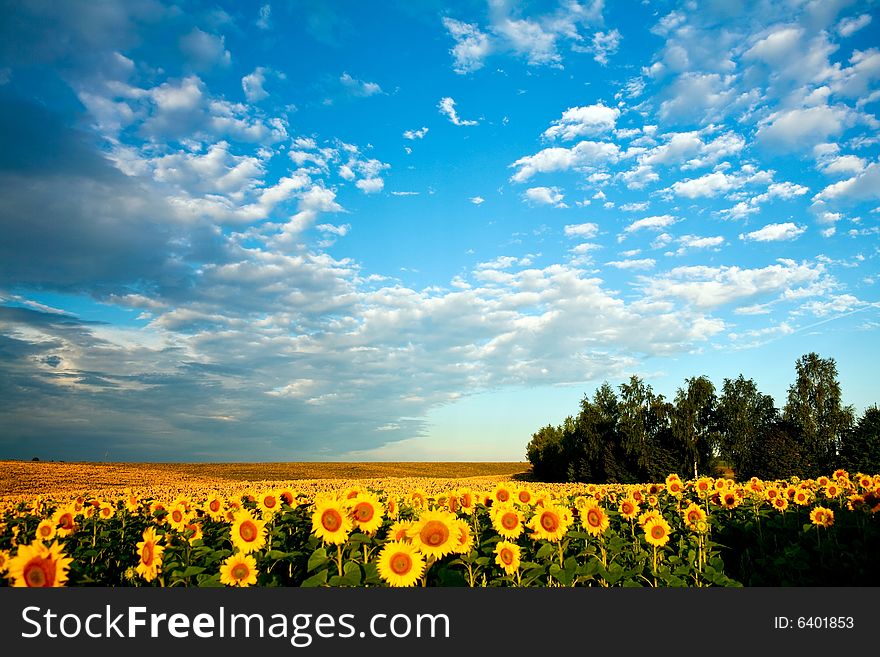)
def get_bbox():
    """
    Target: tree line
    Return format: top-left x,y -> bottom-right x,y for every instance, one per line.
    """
526,353 -> 880,483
